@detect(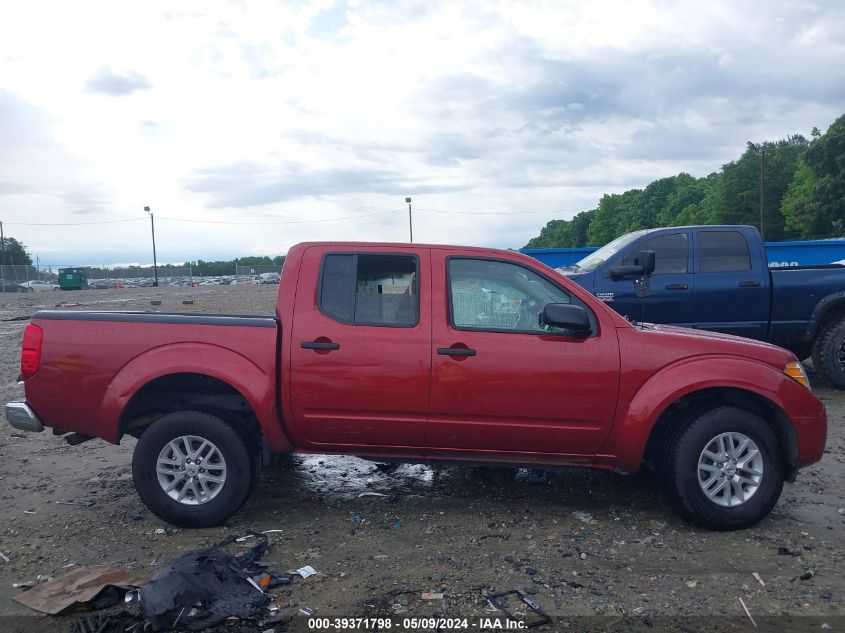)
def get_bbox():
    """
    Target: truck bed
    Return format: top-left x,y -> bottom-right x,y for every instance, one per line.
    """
24,310 -> 280,445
